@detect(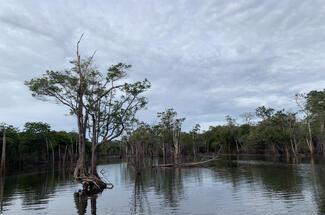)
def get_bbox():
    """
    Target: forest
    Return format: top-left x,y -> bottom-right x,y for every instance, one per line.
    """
1,89 -> 325,167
